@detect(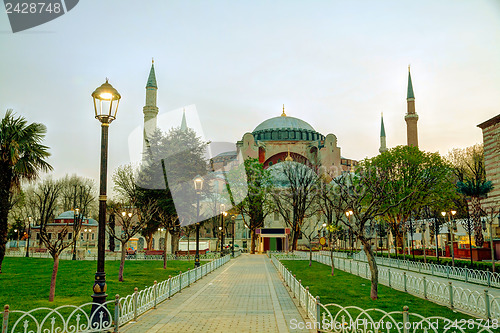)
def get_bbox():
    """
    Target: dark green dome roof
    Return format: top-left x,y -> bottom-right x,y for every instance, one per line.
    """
253,116 -> 315,132
252,116 -> 324,142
